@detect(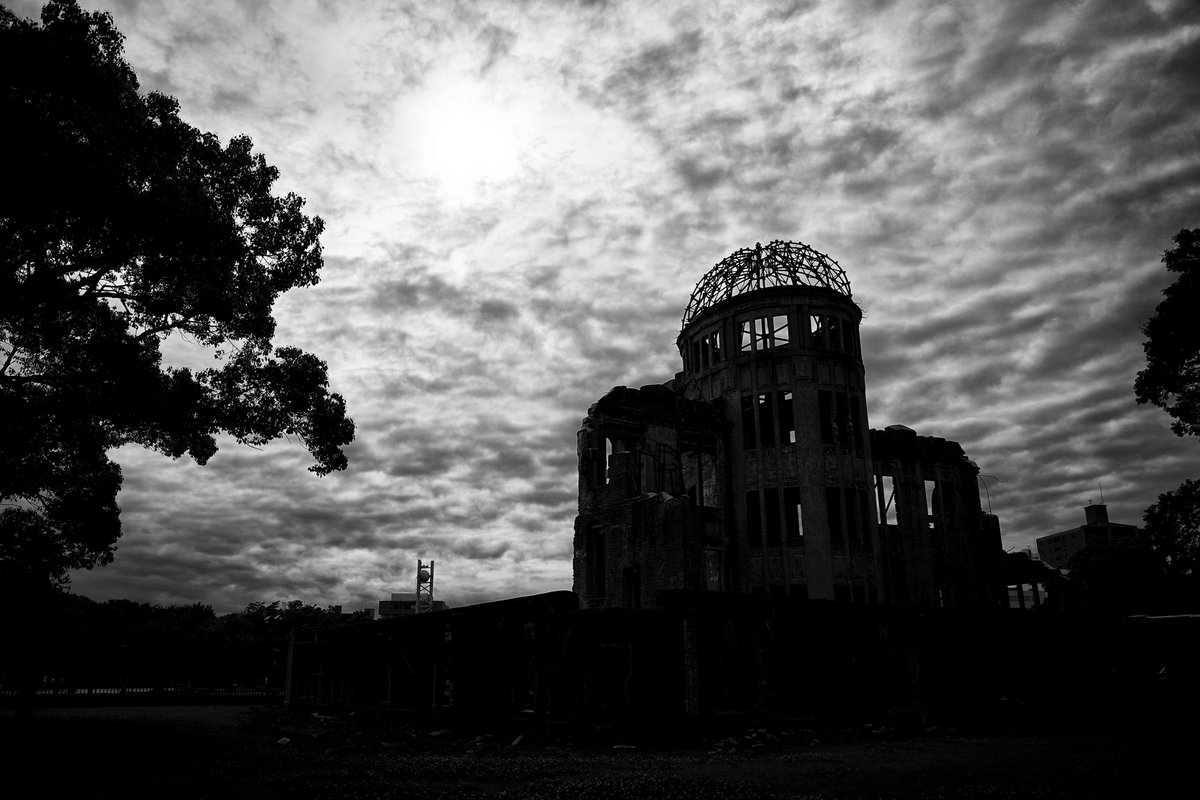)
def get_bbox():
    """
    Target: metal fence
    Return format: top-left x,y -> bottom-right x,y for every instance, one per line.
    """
0,685 -> 284,707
